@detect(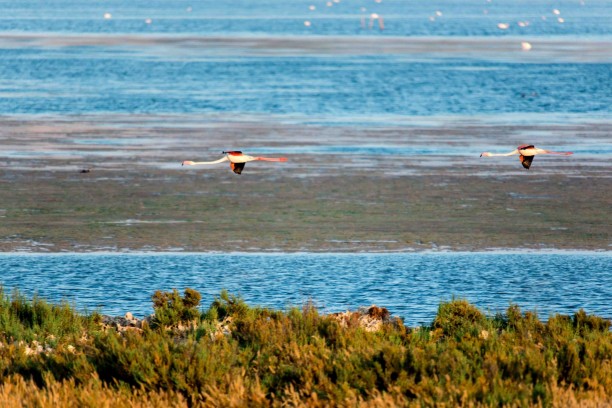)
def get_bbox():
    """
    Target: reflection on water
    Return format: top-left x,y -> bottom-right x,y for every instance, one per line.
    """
1,253 -> 610,326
